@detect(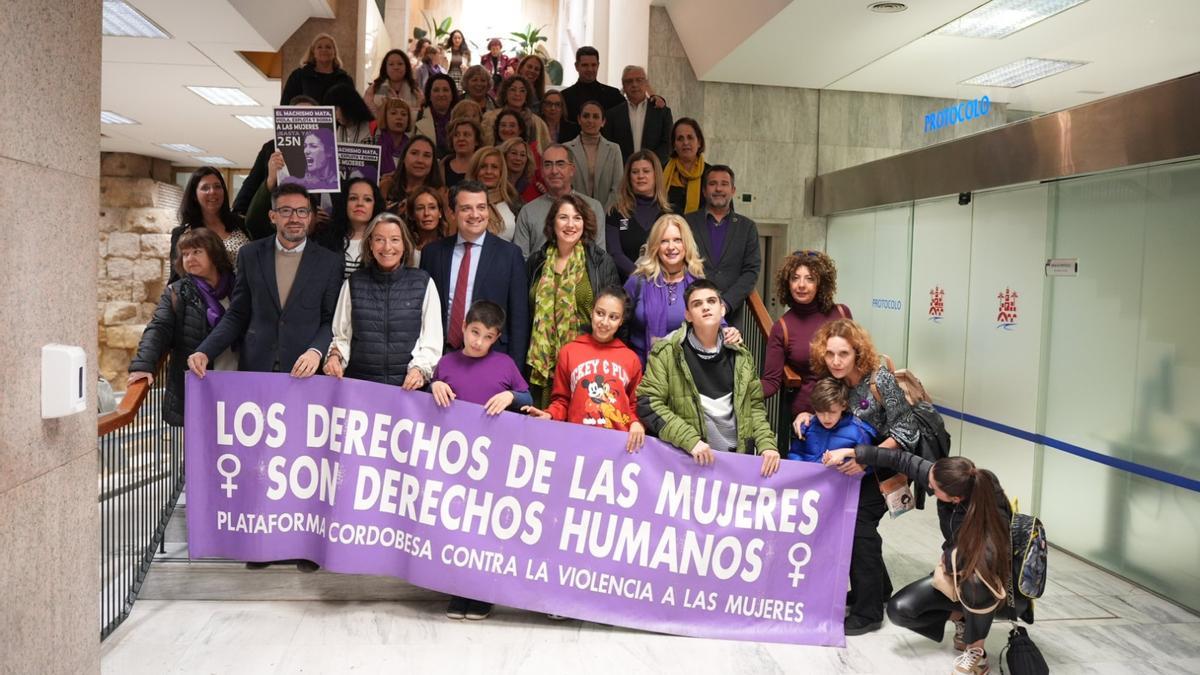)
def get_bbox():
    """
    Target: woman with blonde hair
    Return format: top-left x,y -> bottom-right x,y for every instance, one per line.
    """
467,146 -> 521,241
499,136 -> 543,204
606,150 -> 671,279
281,33 -> 354,105
324,212 -> 443,387
622,214 -> 706,364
